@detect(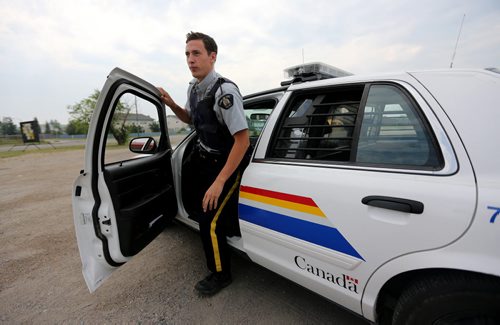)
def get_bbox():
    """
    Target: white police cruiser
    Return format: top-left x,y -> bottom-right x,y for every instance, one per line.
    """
73,63 -> 500,324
